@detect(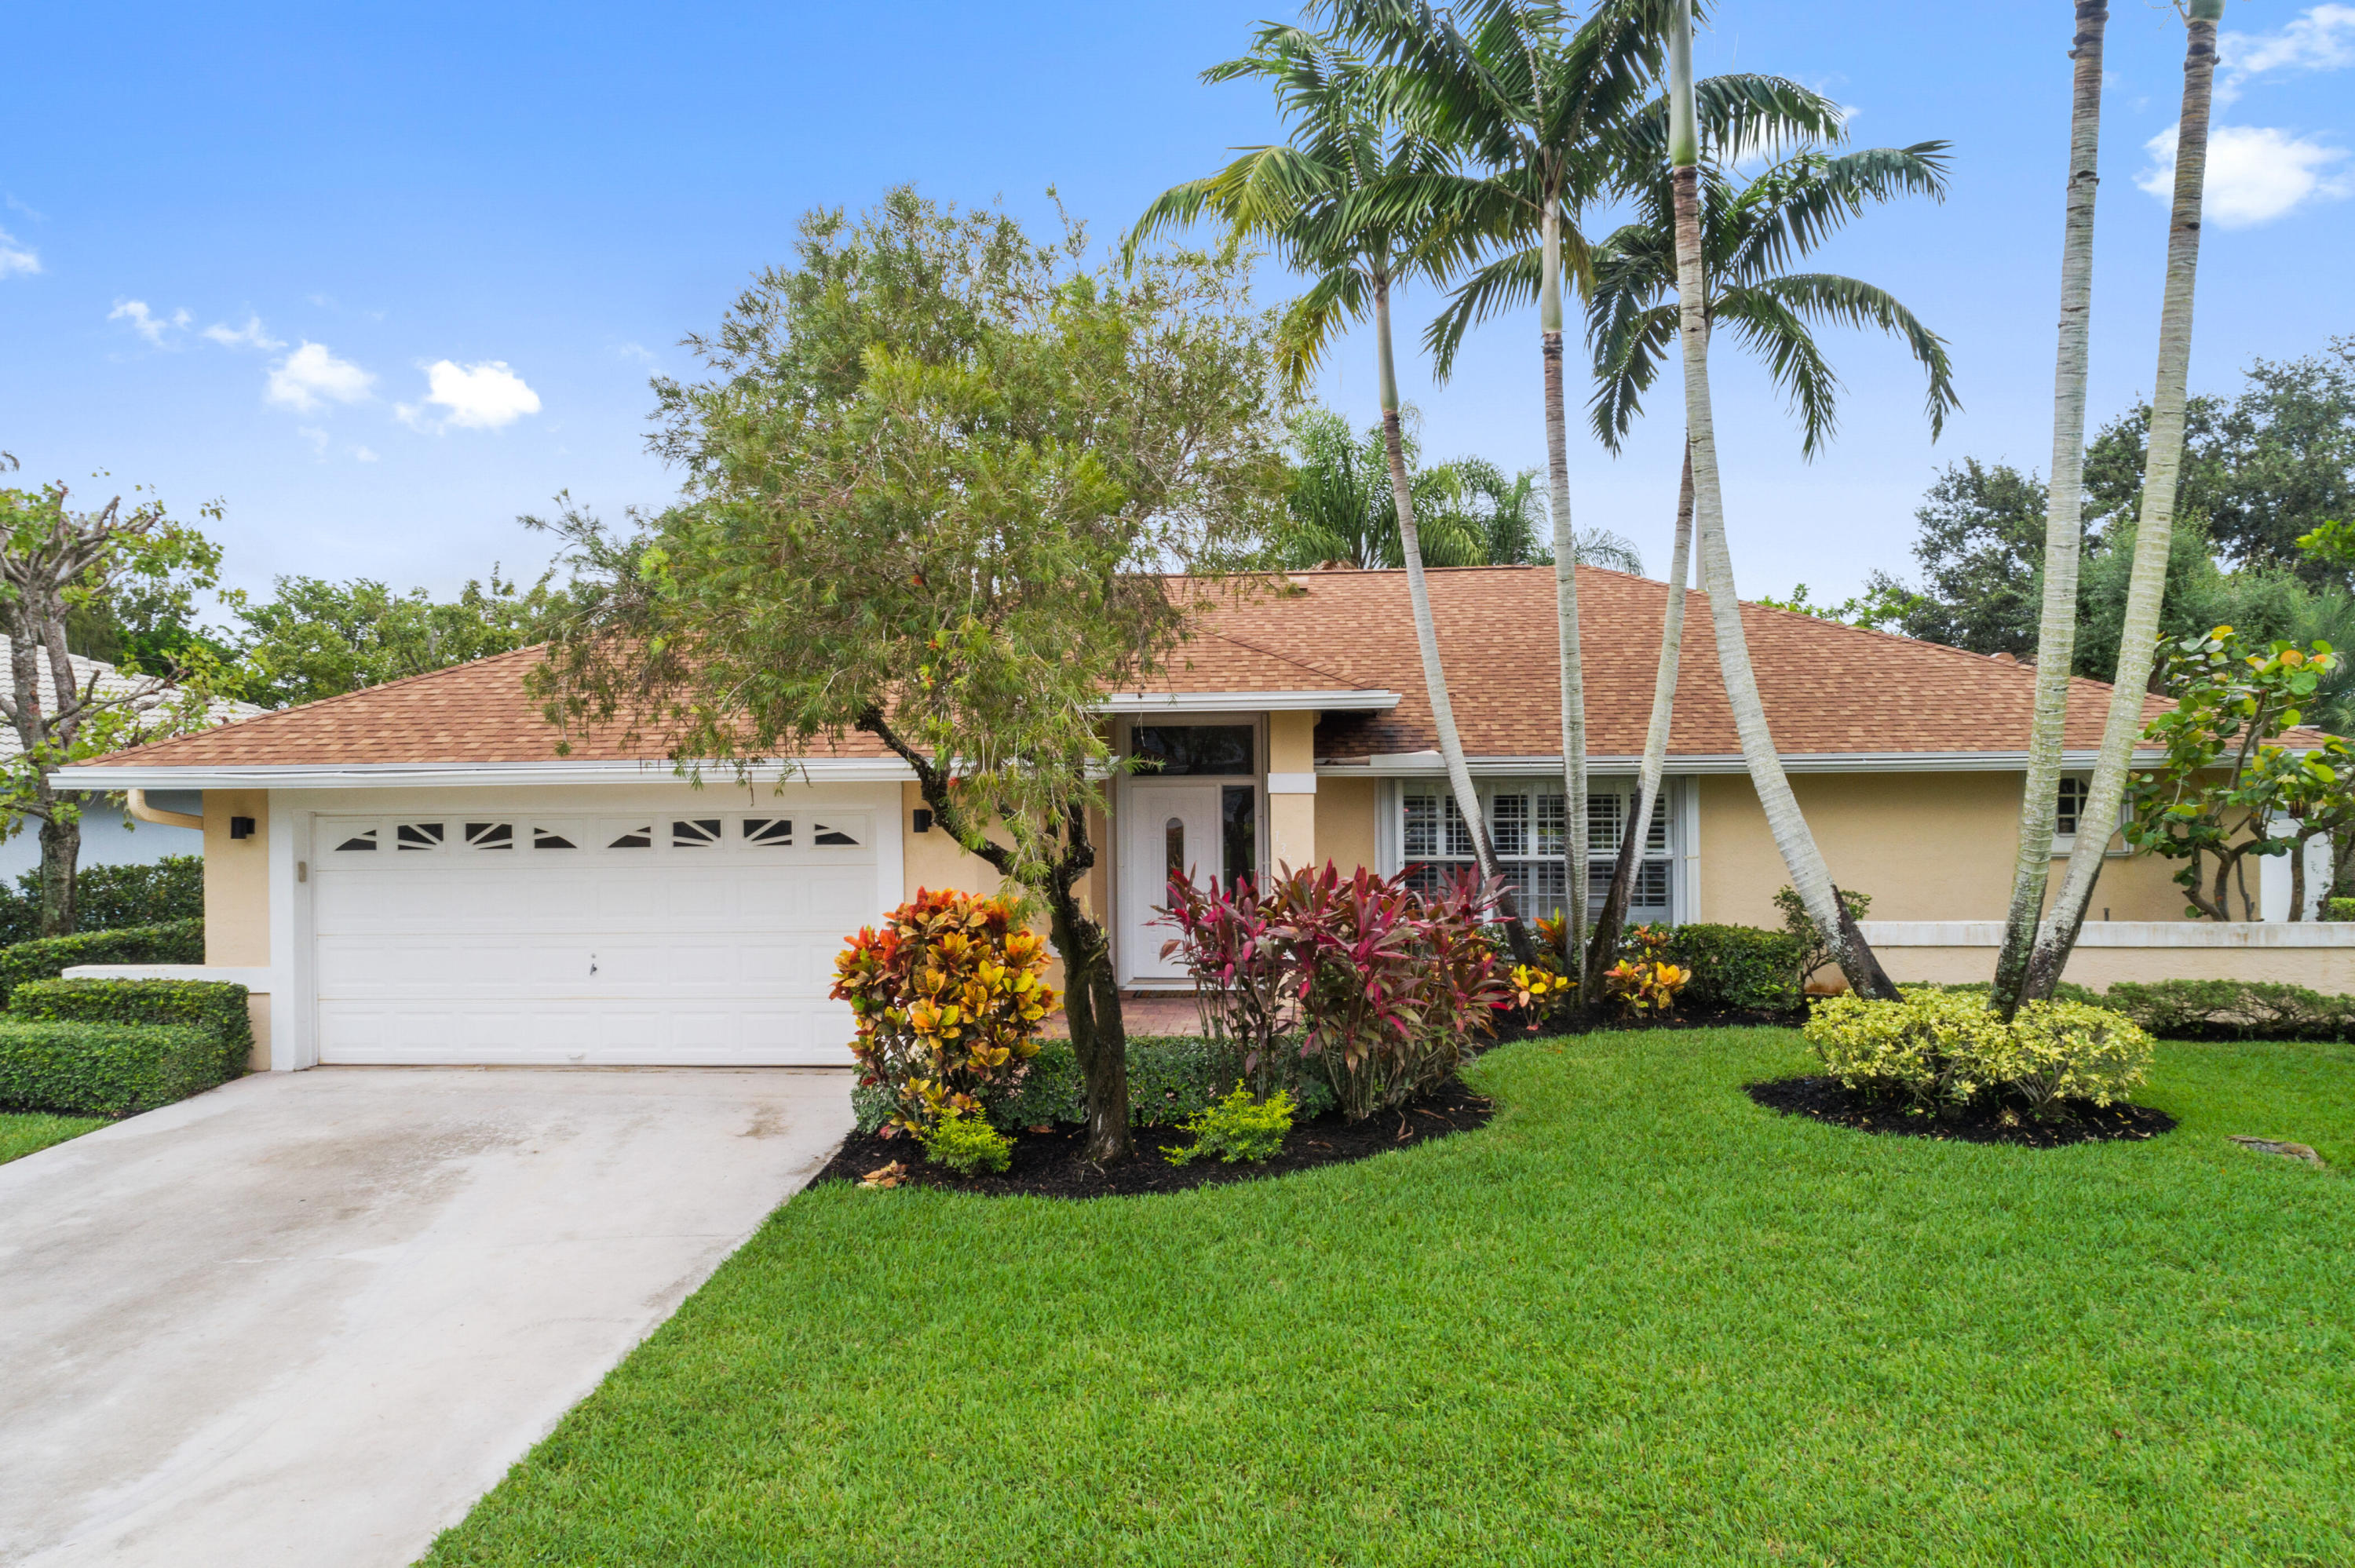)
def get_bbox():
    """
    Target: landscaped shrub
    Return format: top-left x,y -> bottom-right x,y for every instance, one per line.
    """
9,977 -> 253,1081
0,856 -> 205,947
1156,871 -> 1290,1099
0,1019 -> 225,1115
831,888 -> 1058,1135
2100,979 -> 2355,1041
2328,897 -> 2355,921
1601,924 -> 1691,1017
1166,1083 -> 1295,1165
0,919 -> 206,1008
917,1107 -> 1013,1175
1161,863 -> 1506,1121
1659,924 -> 1808,1012
1806,989 -> 2154,1117
1772,884 -> 1871,983
849,1034 -> 1337,1135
